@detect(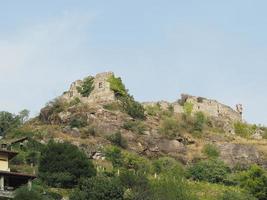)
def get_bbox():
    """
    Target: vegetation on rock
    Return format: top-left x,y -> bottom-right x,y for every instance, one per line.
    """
77,77 -> 94,97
